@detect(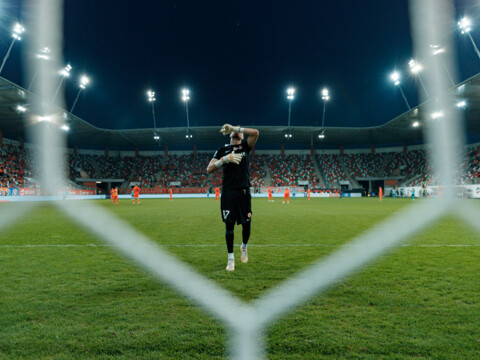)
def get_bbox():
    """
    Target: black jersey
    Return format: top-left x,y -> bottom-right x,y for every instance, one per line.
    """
213,139 -> 251,190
